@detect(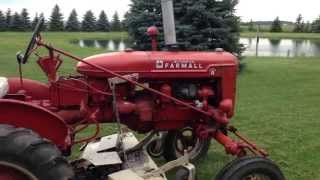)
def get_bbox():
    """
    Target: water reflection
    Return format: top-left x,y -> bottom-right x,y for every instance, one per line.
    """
71,38 -> 320,57
71,39 -> 130,51
240,38 -> 320,57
